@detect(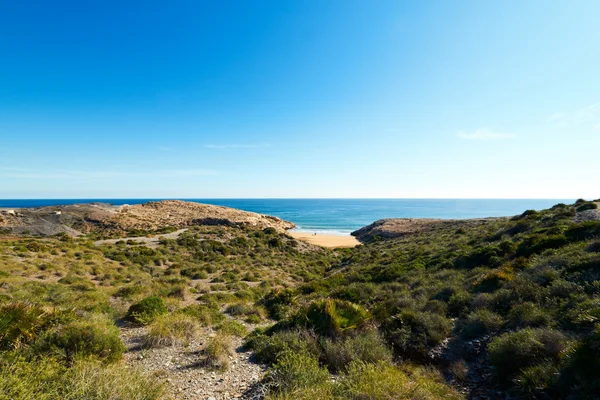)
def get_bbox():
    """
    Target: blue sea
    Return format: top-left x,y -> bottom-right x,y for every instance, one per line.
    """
0,199 -> 572,235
